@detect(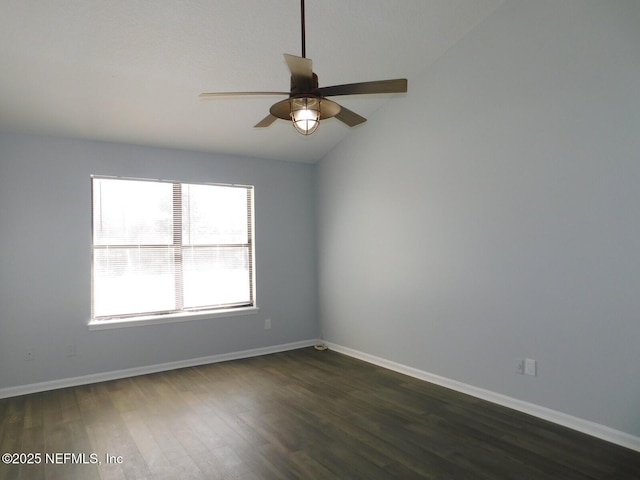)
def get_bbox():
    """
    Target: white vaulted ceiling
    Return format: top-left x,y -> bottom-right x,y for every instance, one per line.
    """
0,0 -> 503,162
